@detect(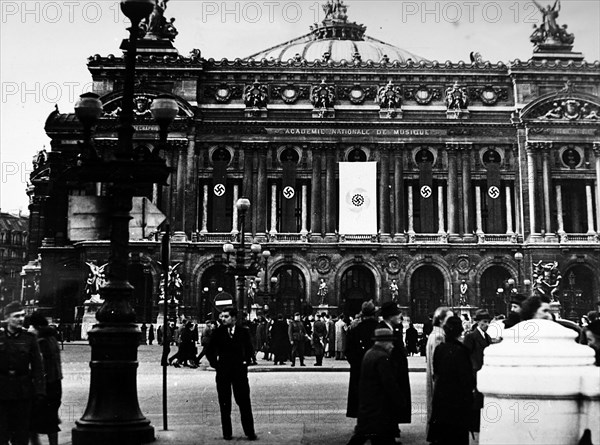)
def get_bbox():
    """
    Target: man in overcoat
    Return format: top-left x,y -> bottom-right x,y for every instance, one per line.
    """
288,312 -> 308,367
346,328 -> 403,445
206,307 -> 257,441
344,301 -> 378,418
377,302 -> 411,429
0,302 -> 45,445
312,313 -> 327,366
